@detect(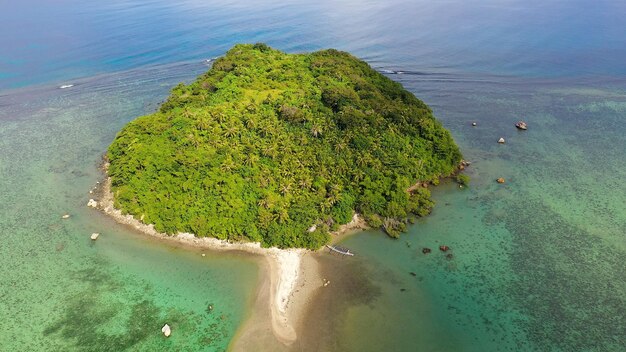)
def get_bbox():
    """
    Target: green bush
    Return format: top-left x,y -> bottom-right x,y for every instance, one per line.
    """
456,173 -> 470,186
